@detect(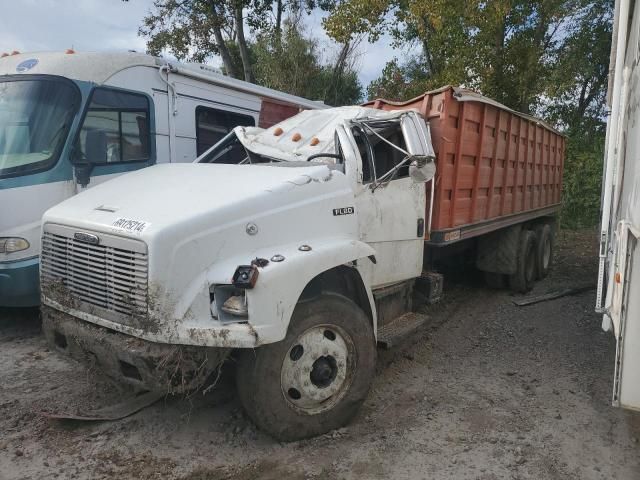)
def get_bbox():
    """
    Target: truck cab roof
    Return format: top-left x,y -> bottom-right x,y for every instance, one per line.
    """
231,106 -> 417,163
